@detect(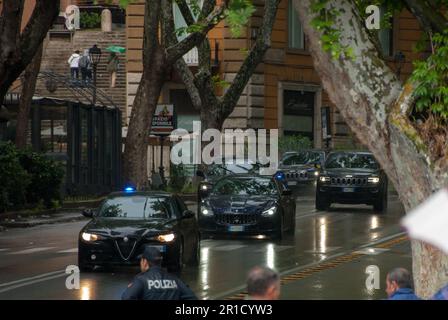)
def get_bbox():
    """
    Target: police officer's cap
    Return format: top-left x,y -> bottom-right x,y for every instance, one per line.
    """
138,246 -> 163,263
